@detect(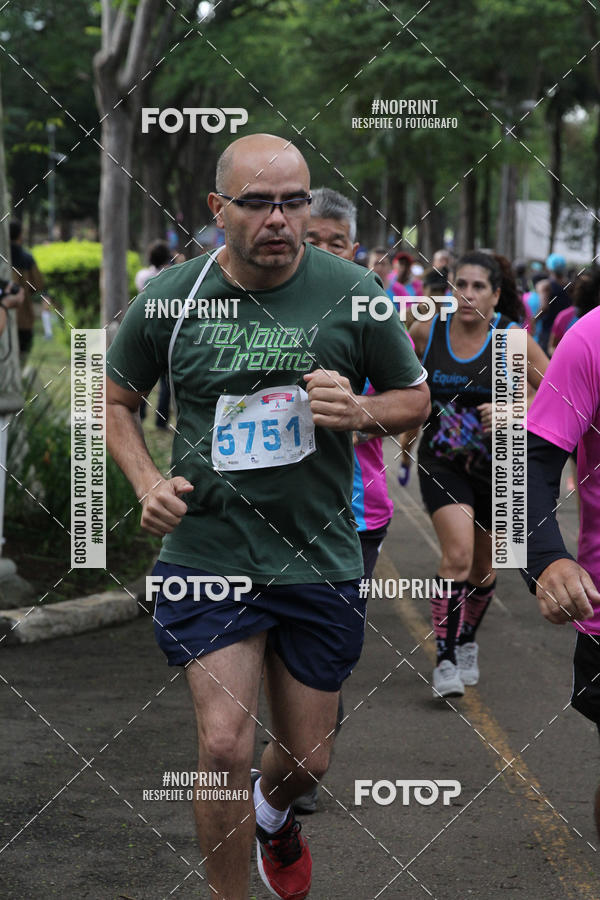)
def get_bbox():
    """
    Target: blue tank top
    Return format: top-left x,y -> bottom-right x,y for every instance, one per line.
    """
419,312 -> 517,467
